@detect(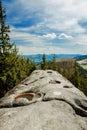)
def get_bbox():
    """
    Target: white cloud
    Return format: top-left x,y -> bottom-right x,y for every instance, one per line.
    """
43,33 -> 56,39
4,0 -> 87,54
18,44 -> 87,55
7,0 -> 87,34
75,34 -> 87,46
6,0 -> 87,31
17,45 -> 72,55
58,33 -> 73,40
10,26 -> 45,47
